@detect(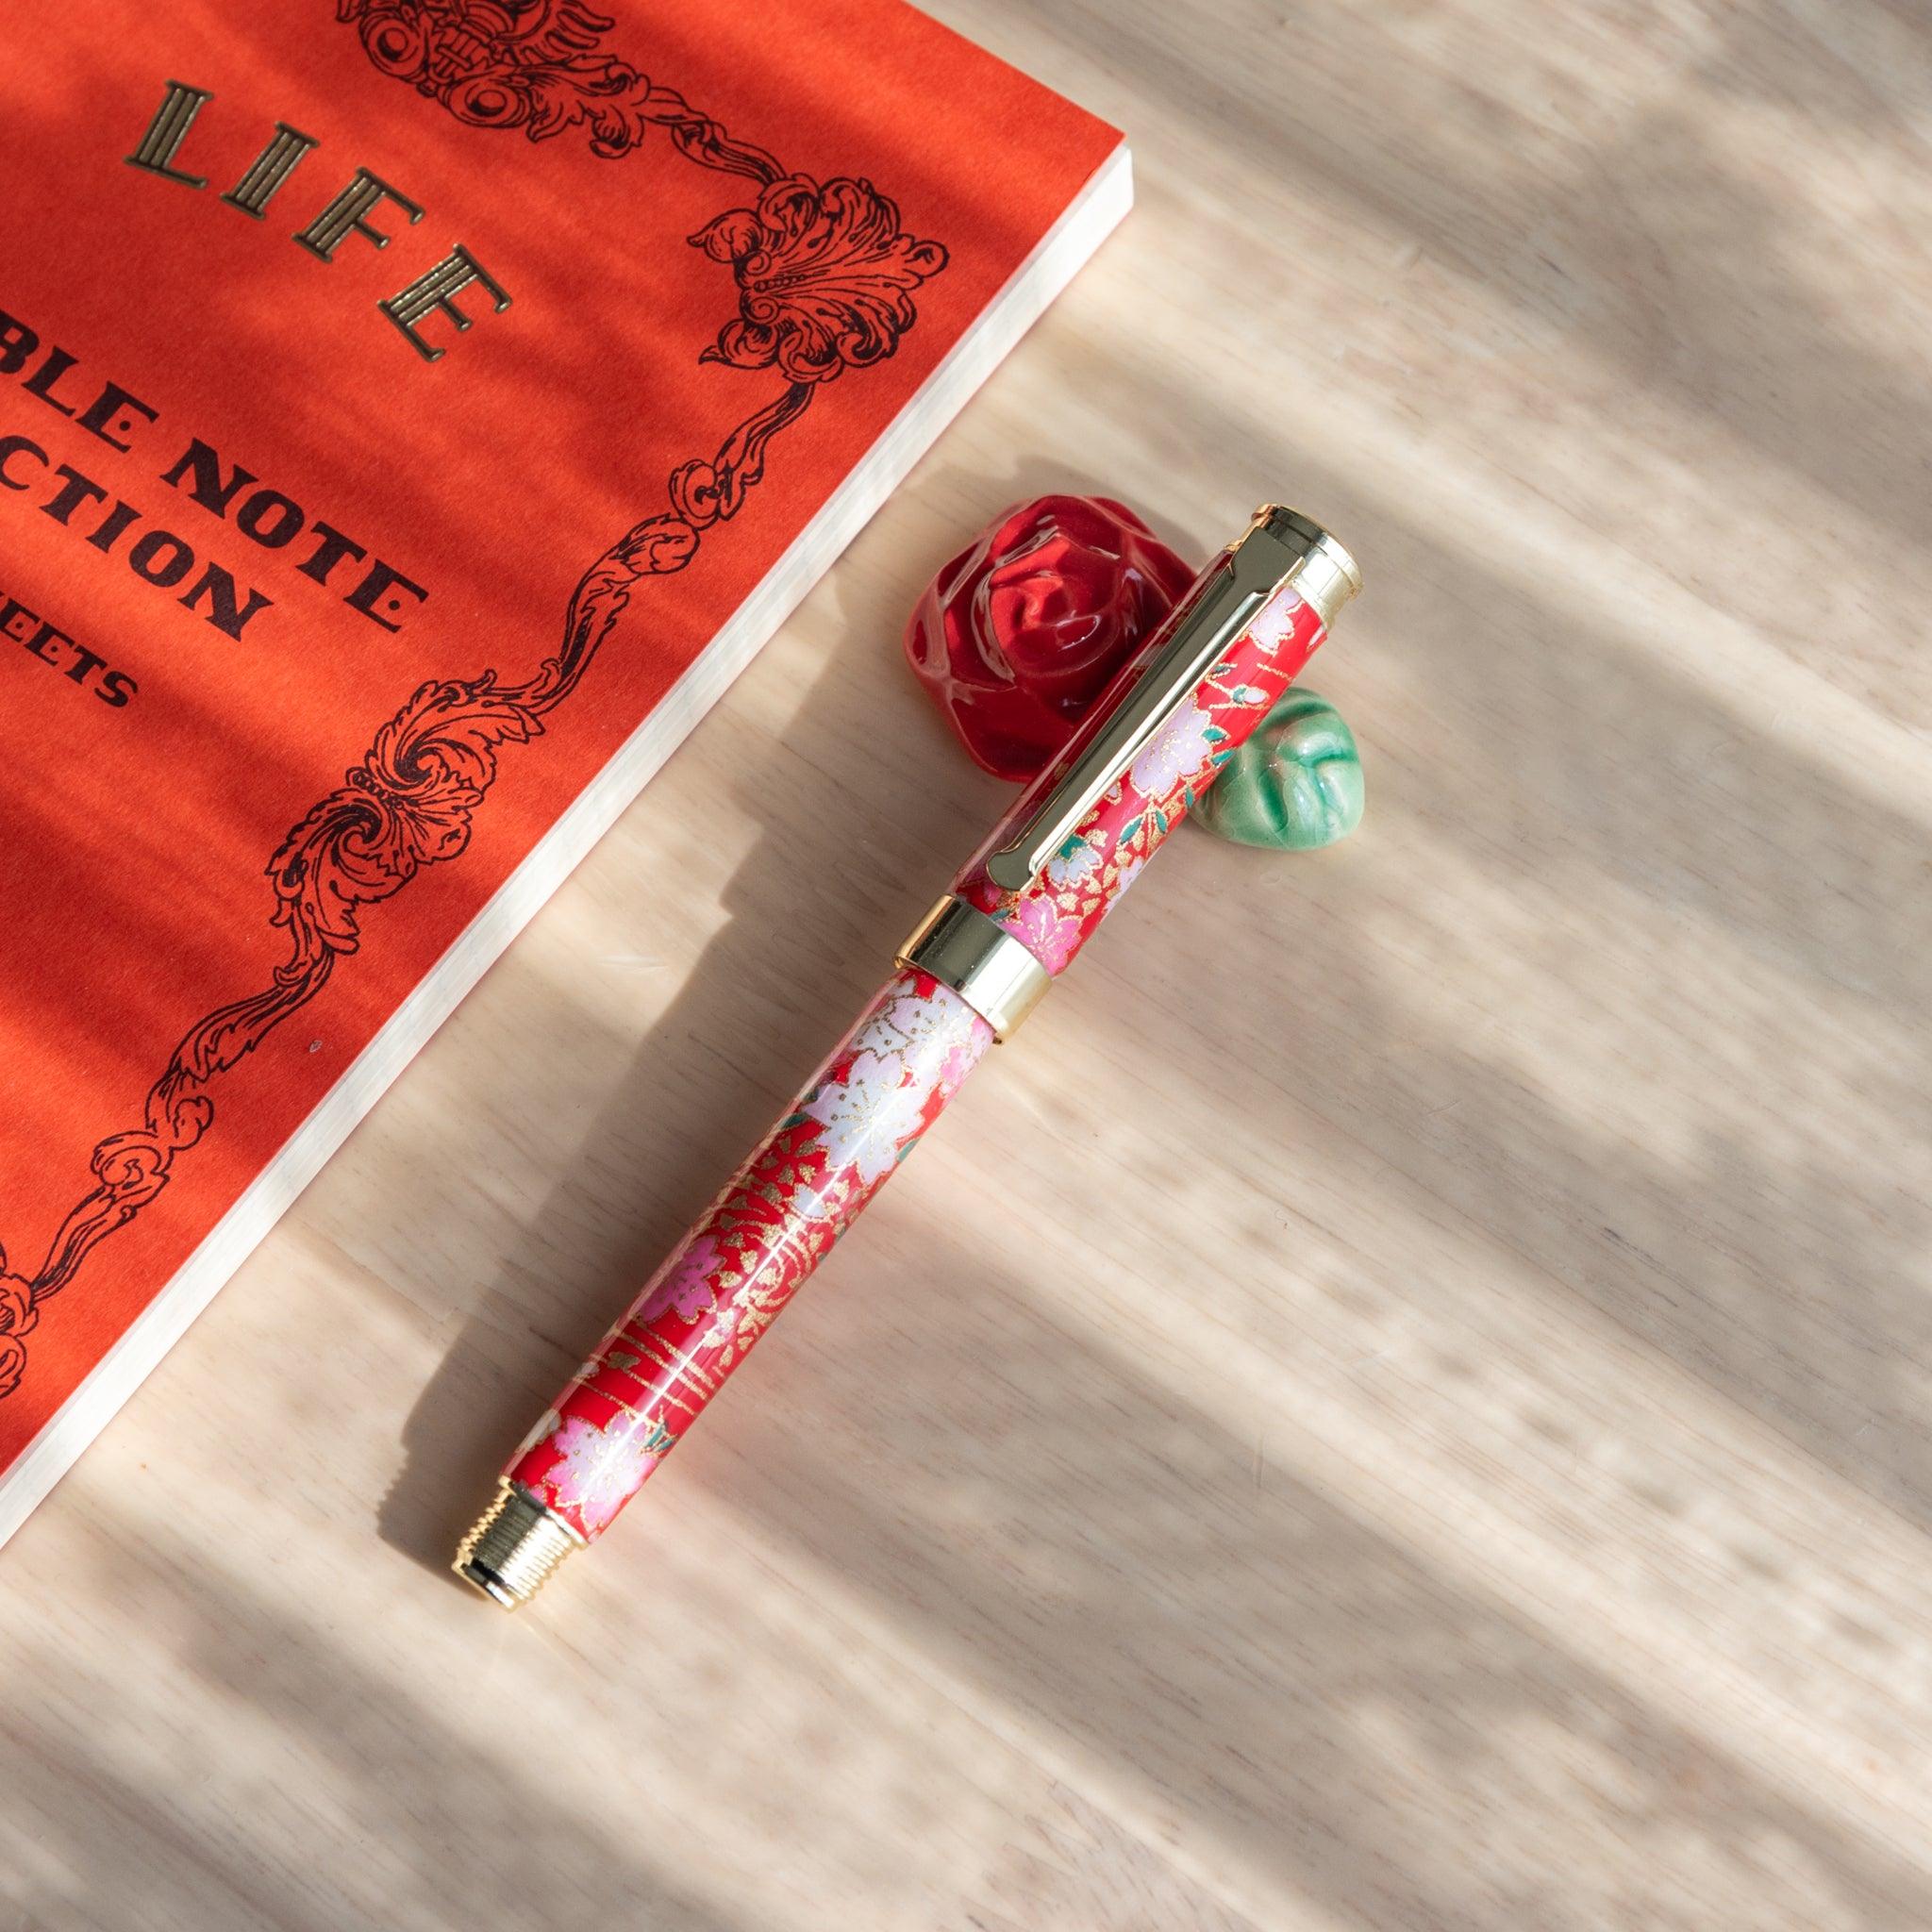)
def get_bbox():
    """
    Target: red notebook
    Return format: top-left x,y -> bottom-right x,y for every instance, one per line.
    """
0,0 -> 1126,1541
